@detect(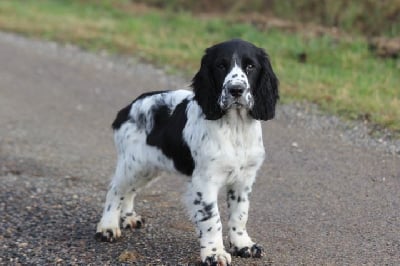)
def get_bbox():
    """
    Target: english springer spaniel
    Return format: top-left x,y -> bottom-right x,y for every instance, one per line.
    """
96,39 -> 279,265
